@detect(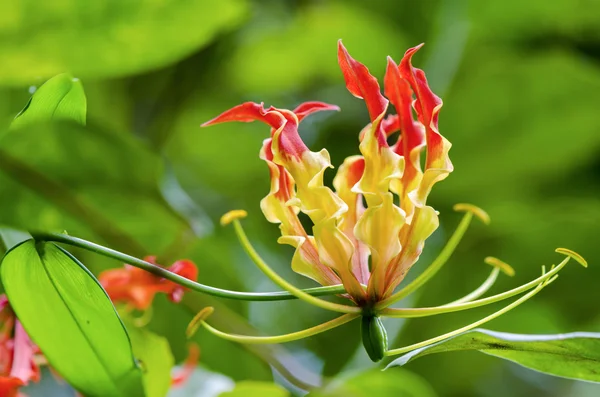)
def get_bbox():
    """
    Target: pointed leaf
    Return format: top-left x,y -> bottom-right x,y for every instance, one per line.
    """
387,328 -> 600,383
0,240 -> 145,397
123,318 -> 174,397
11,73 -> 87,129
